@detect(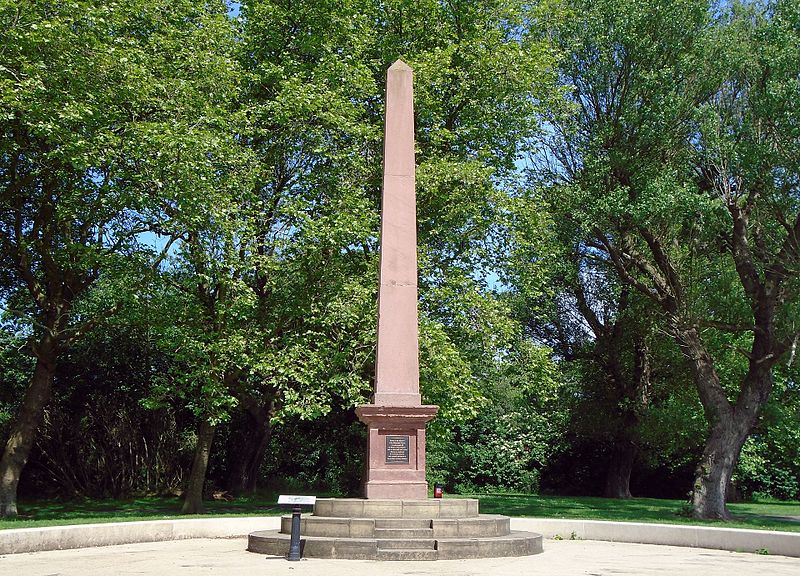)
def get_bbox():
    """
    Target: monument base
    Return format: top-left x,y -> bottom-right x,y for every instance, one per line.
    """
356,404 -> 438,500
247,498 -> 544,560
362,479 -> 429,500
